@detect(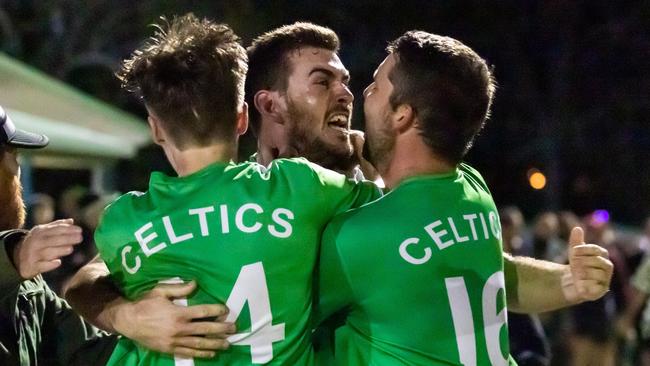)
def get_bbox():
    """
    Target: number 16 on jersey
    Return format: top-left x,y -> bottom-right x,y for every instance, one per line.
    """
446,271 -> 510,366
